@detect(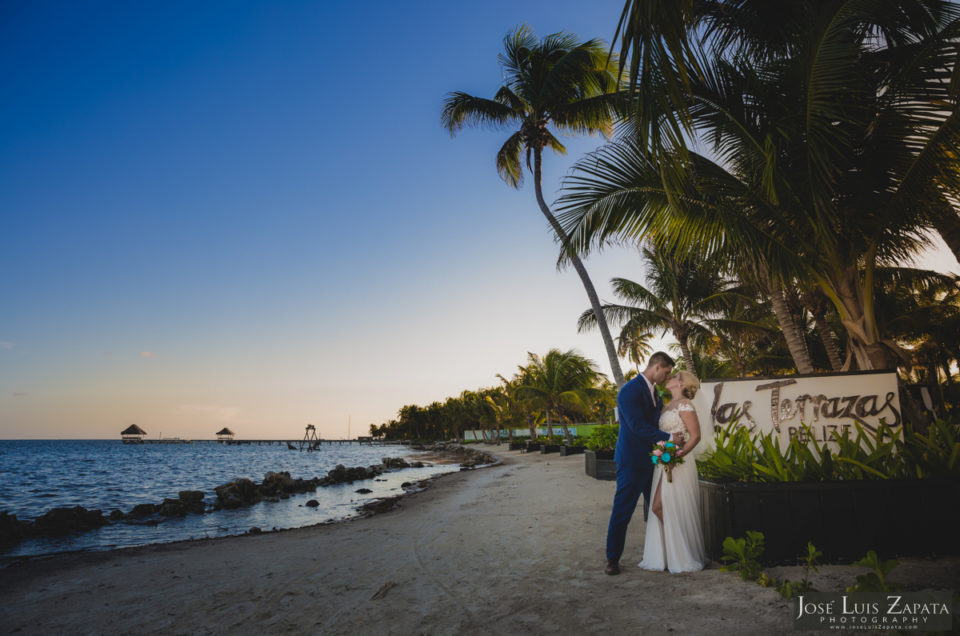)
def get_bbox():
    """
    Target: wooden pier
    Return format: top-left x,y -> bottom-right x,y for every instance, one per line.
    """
120,424 -> 396,449
126,438 -> 399,446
